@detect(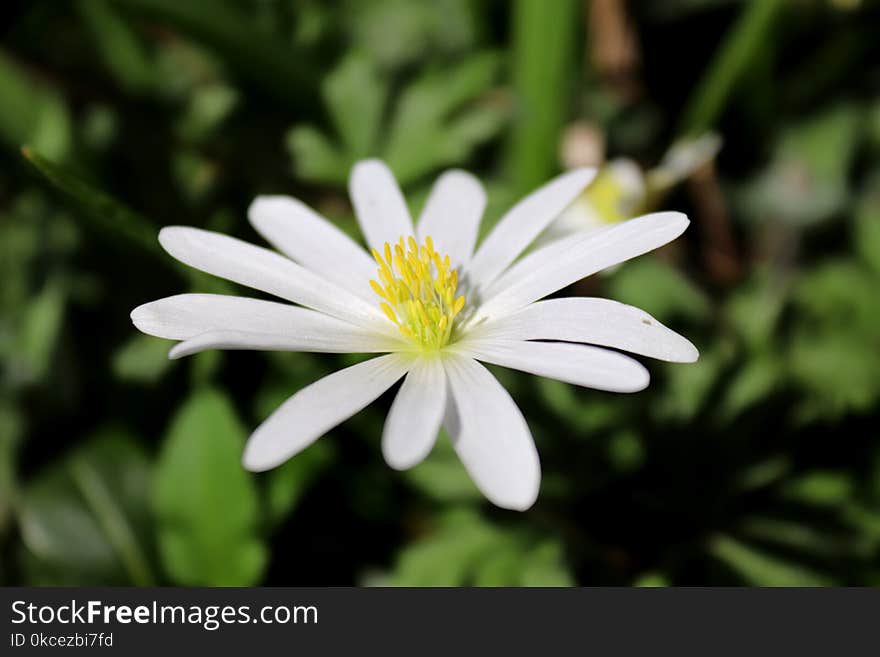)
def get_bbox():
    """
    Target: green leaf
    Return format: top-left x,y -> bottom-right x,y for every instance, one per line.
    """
110,0 -> 318,112
112,334 -> 173,384
17,428 -> 156,585
739,517 -> 850,559
473,543 -> 526,586
710,534 -> 833,586
286,125 -> 351,185
77,0 -> 155,93
392,508 -> 572,587
536,378 -> 624,433
288,50 -> 505,187
607,258 -> 711,325
391,509 -> 503,586
14,278 -> 65,385
473,538 -> 574,587
384,51 -> 504,185
844,505 -> 880,553
654,344 -> 729,422
736,457 -> 791,492
724,273 -> 785,351
719,354 -> 784,420
189,350 -> 222,387
0,51 -> 72,160
607,430 -> 645,474
740,104 -> 863,226
520,541 -> 574,587
782,472 -> 853,508
789,329 -> 880,421
154,388 -> 267,585
405,432 -> 482,503
0,404 -> 23,535
634,572 -> 670,587
323,52 -> 387,158
171,149 -> 218,202
342,0 -> 478,70
792,260 -> 880,328
176,84 -> 239,143
854,173 -> 880,276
